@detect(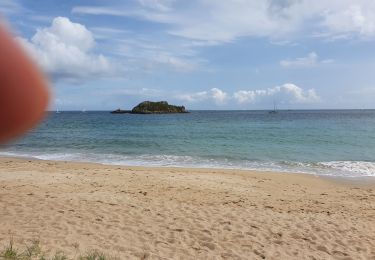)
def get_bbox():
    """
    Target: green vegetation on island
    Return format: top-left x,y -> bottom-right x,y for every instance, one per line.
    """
111,101 -> 188,114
